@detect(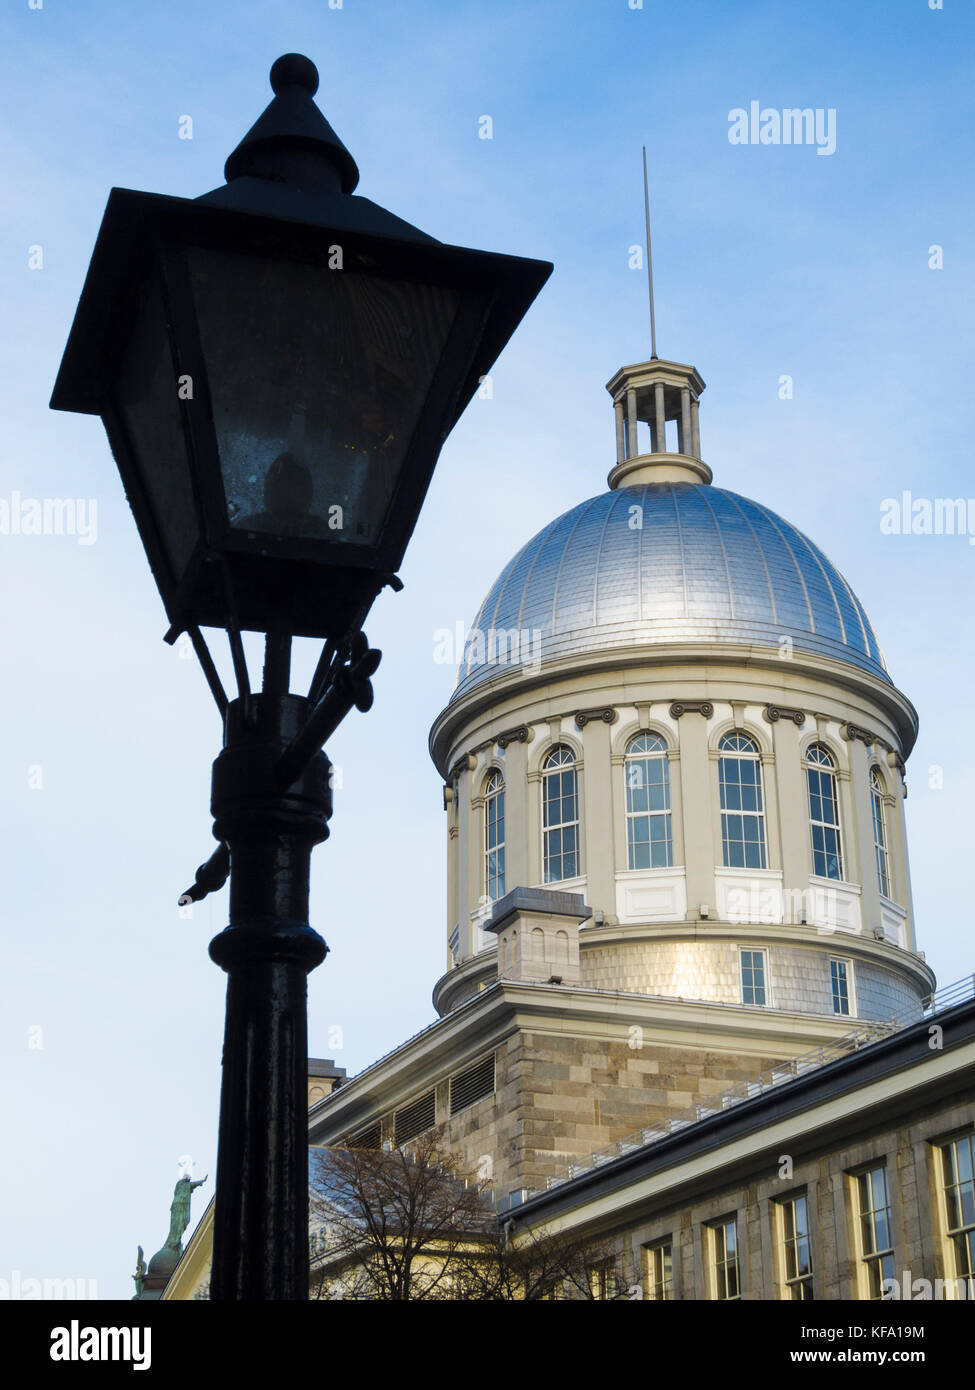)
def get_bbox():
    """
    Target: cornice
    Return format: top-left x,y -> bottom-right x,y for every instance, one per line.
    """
309,980 -> 868,1145
429,641 -> 919,776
